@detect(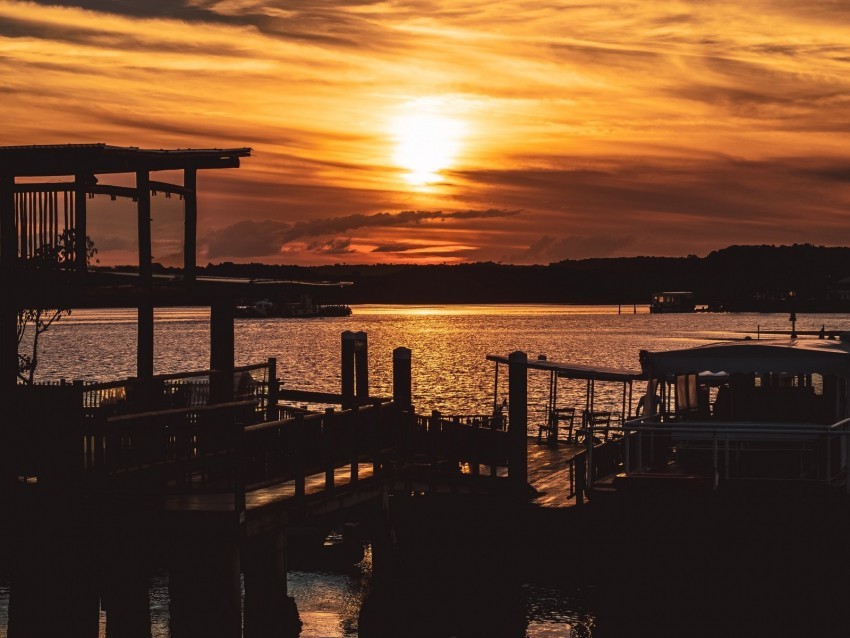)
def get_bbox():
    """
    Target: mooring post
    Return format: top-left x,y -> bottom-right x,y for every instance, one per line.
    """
294,412 -> 306,501
430,409 -> 441,467
508,351 -> 528,495
266,357 -> 278,422
324,407 -> 335,490
354,331 -> 369,403
392,347 -> 412,410
350,404 -> 360,483
341,331 -> 355,409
